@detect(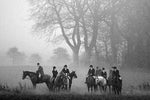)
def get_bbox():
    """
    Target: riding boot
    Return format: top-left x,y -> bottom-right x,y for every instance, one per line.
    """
85,77 -> 87,83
